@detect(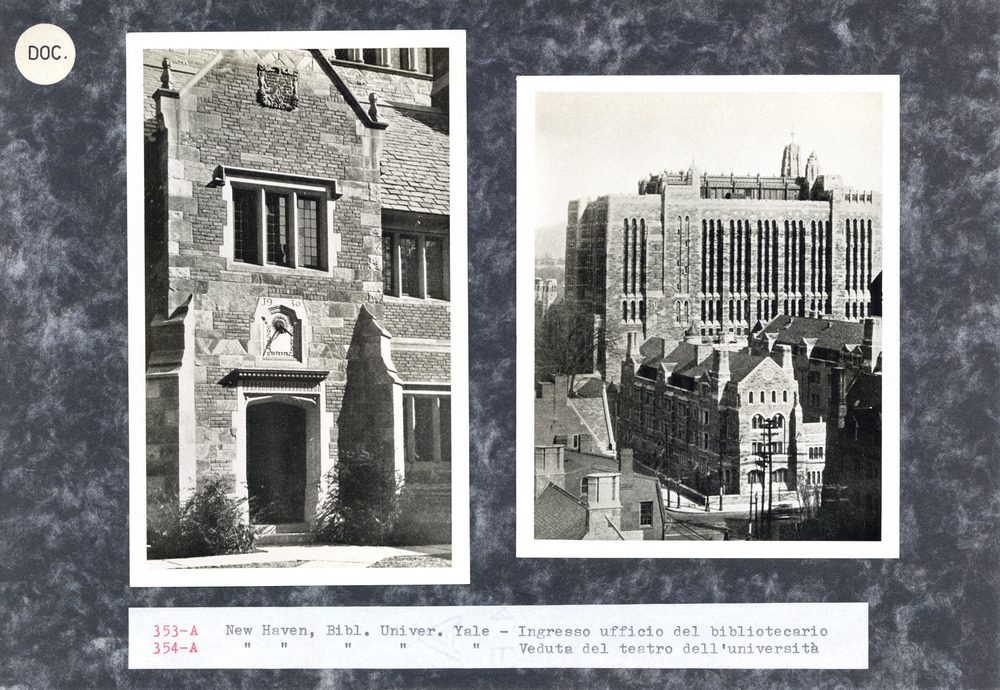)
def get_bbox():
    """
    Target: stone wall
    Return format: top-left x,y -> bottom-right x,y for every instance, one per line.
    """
150,50 -> 383,489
